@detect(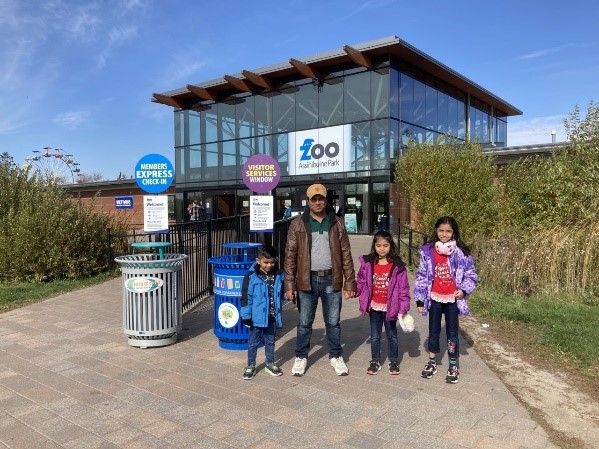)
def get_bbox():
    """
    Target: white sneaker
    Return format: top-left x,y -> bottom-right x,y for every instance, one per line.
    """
291,357 -> 307,376
330,356 -> 349,376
